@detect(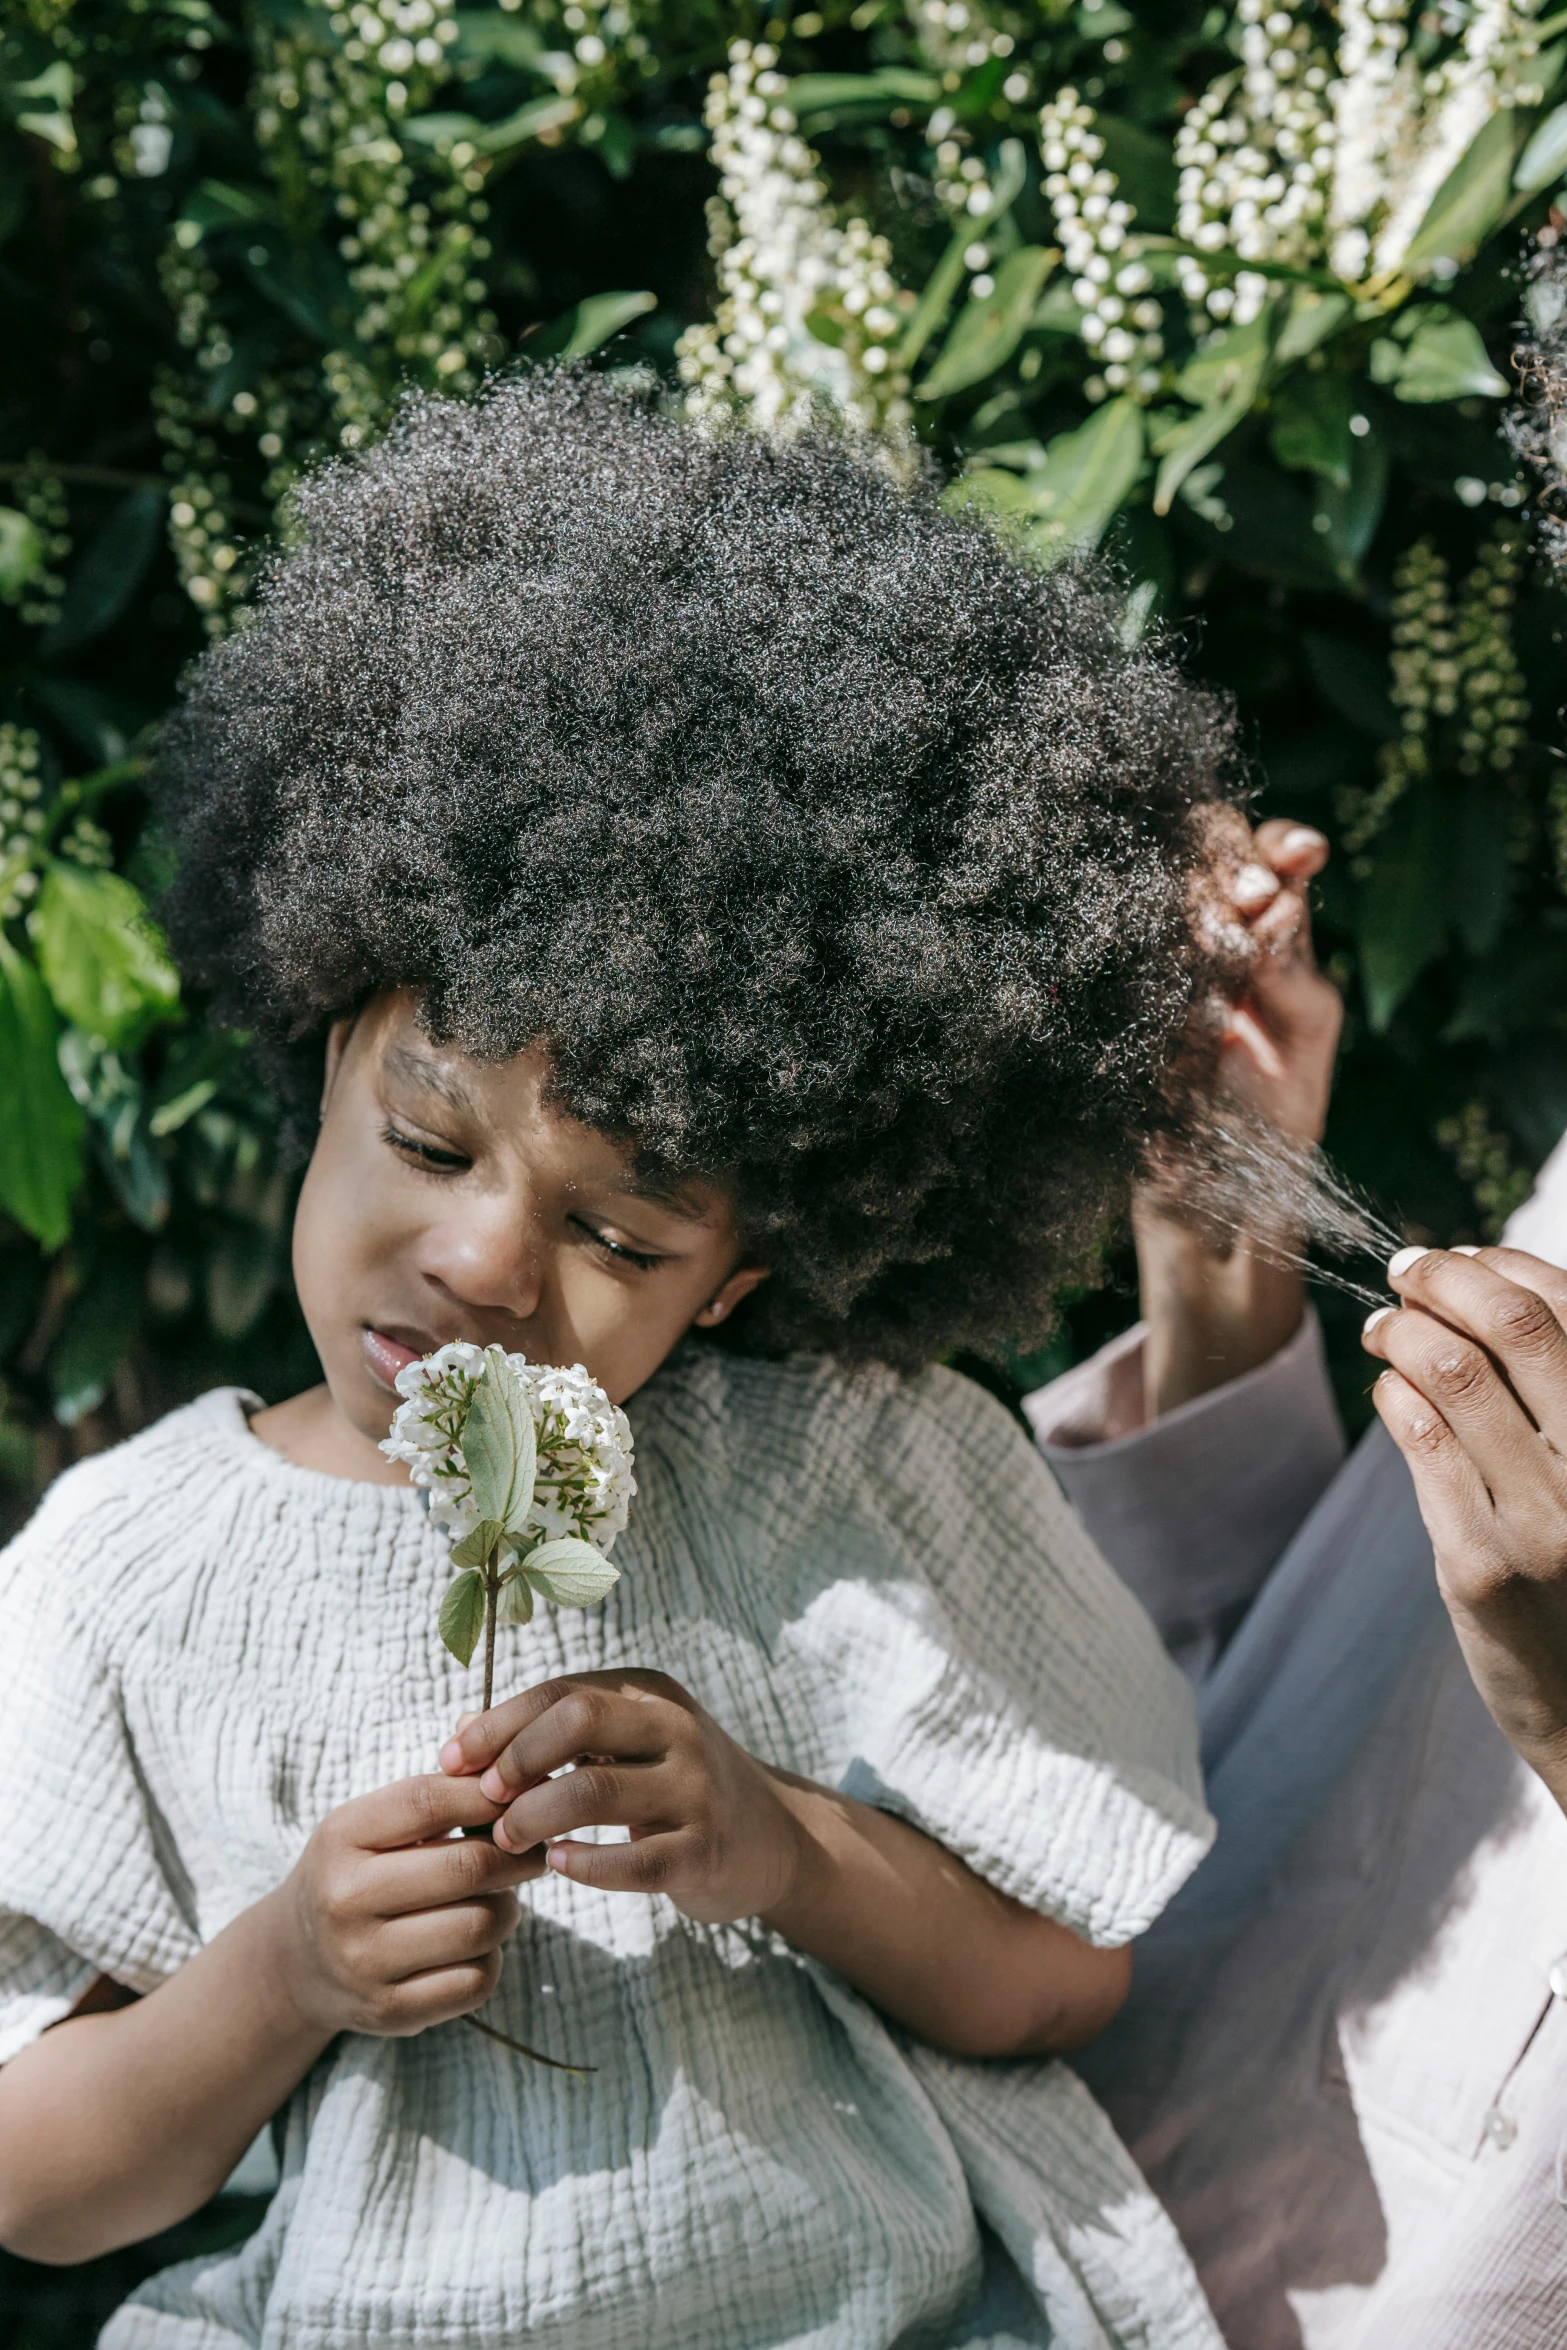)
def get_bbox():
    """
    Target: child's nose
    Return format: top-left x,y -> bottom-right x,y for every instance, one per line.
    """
423,1213 -> 545,1324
